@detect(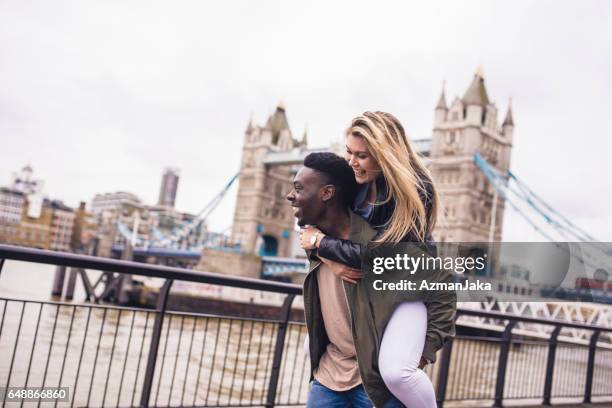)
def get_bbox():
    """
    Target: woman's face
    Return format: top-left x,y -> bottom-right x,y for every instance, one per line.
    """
345,133 -> 381,184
